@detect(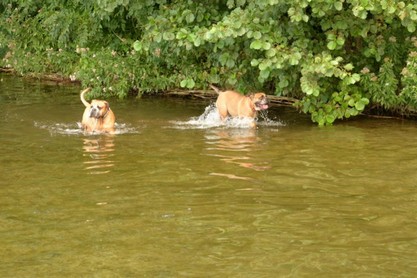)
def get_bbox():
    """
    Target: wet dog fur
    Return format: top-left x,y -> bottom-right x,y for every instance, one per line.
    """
80,88 -> 115,133
210,85 -> 268,125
